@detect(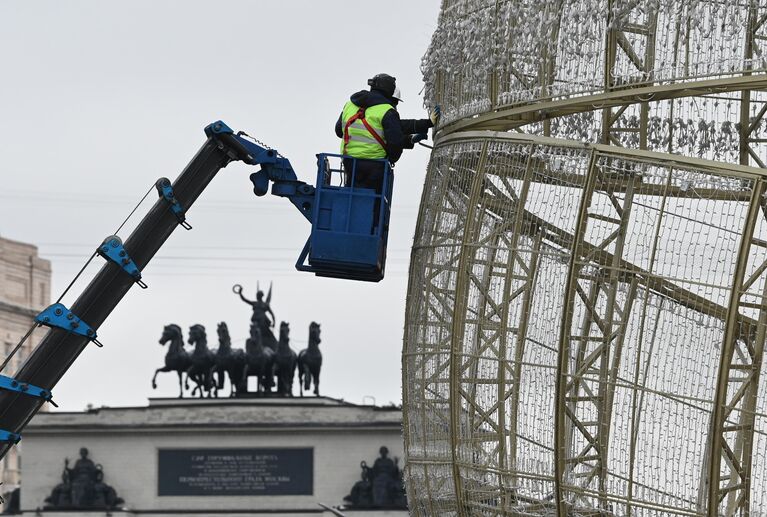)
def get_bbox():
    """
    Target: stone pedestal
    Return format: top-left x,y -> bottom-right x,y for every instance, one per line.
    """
18,397 -> 407,516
